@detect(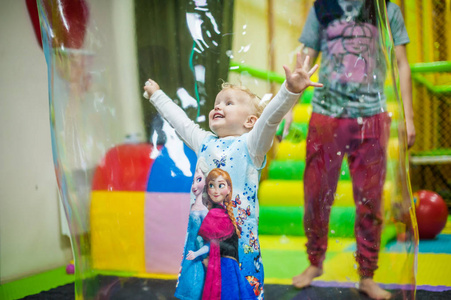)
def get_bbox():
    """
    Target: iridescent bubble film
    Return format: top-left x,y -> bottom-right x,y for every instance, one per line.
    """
38,0 -> 417,299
